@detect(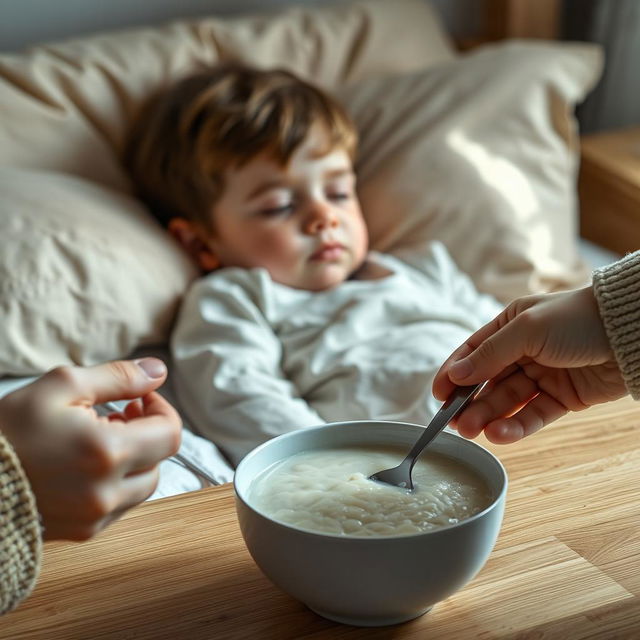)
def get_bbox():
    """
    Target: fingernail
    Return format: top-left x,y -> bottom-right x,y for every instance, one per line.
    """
136,357 -> 167,379
449,358 -> 473,380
